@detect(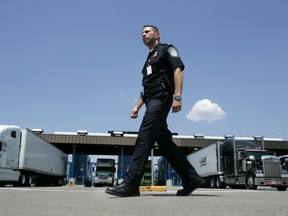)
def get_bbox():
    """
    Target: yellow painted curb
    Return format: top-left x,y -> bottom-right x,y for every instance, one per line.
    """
139,186 -> 167,192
